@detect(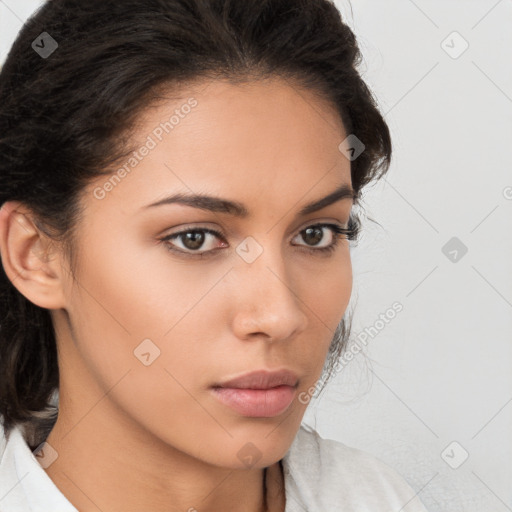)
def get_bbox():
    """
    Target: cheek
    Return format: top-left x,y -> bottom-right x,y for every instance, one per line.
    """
70,227 -> 217,334
62,243 -> 223,436
302,248 -> 352,324
298,251 -> 352,364
64,230 -> 230,383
